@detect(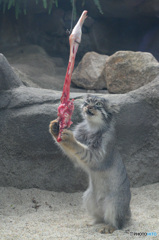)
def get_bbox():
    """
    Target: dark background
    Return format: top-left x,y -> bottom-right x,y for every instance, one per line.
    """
0,0 -> 159,62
